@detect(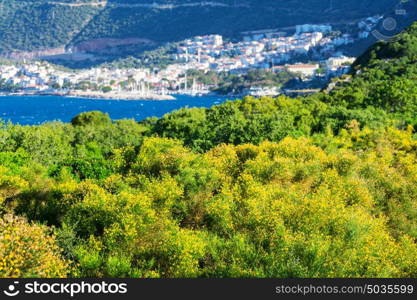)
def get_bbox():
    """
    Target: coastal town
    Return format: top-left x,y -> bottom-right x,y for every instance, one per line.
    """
0,15 -> 382,99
